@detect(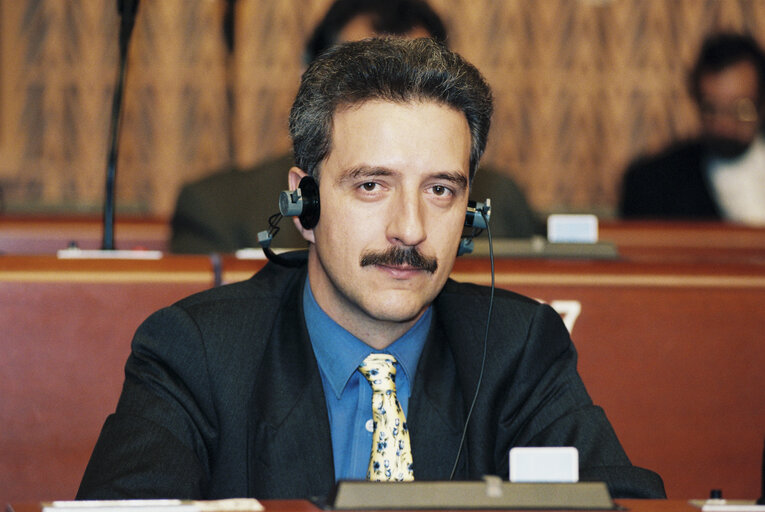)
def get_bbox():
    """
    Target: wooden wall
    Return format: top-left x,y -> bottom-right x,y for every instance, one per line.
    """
2,0 -> 765,219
